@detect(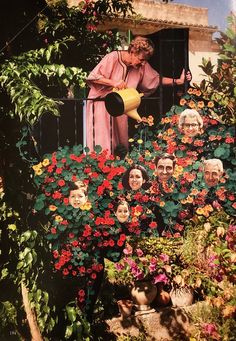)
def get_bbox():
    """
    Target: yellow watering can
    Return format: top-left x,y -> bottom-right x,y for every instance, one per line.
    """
105,88 -> 143,122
